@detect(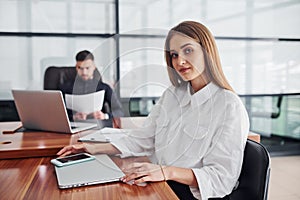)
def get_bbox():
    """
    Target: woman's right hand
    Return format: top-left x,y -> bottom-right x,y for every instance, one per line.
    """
57,144 -> 87,157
